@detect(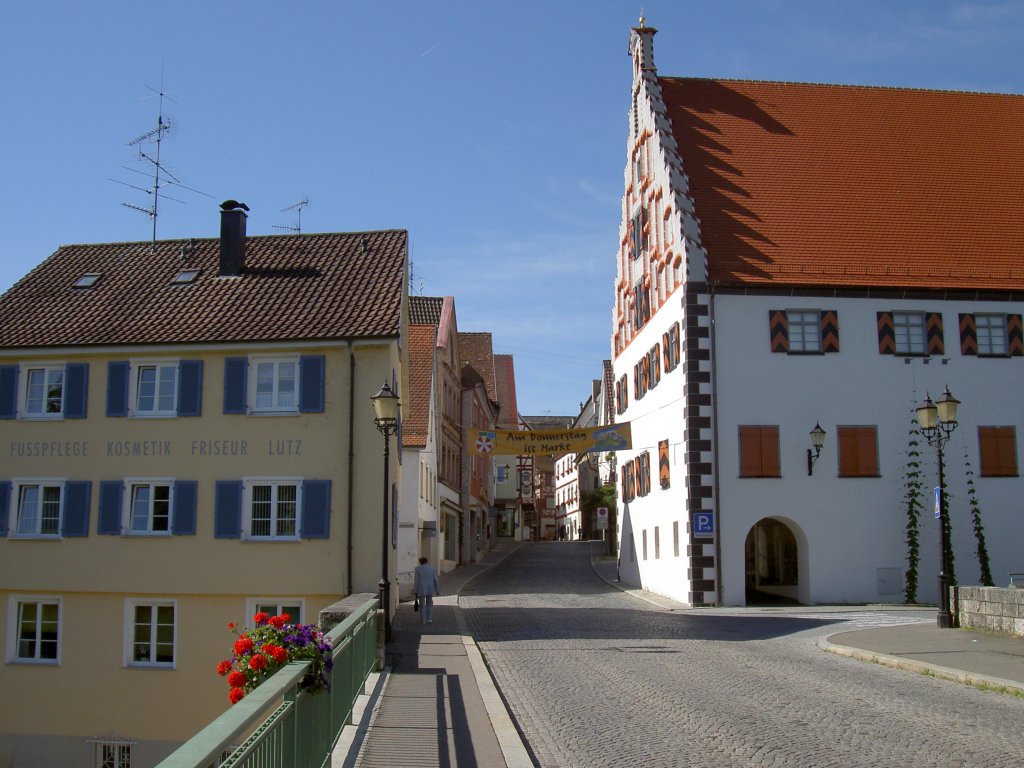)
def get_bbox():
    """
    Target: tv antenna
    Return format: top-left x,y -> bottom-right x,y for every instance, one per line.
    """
273,197 -> 311,233
110,80 -> 213,251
